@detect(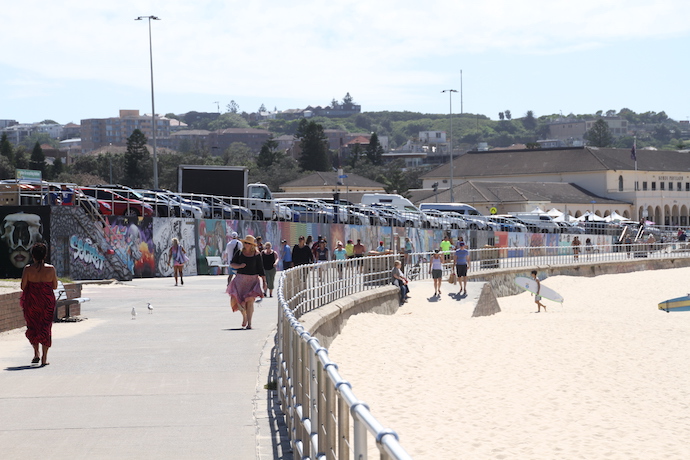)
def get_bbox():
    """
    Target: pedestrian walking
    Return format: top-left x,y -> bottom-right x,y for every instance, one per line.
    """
227,235 -> 266,330
453,241 -> 471,295
20,243 -> 58,367
168,238 -> 189,286
261,242 -> 278,297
